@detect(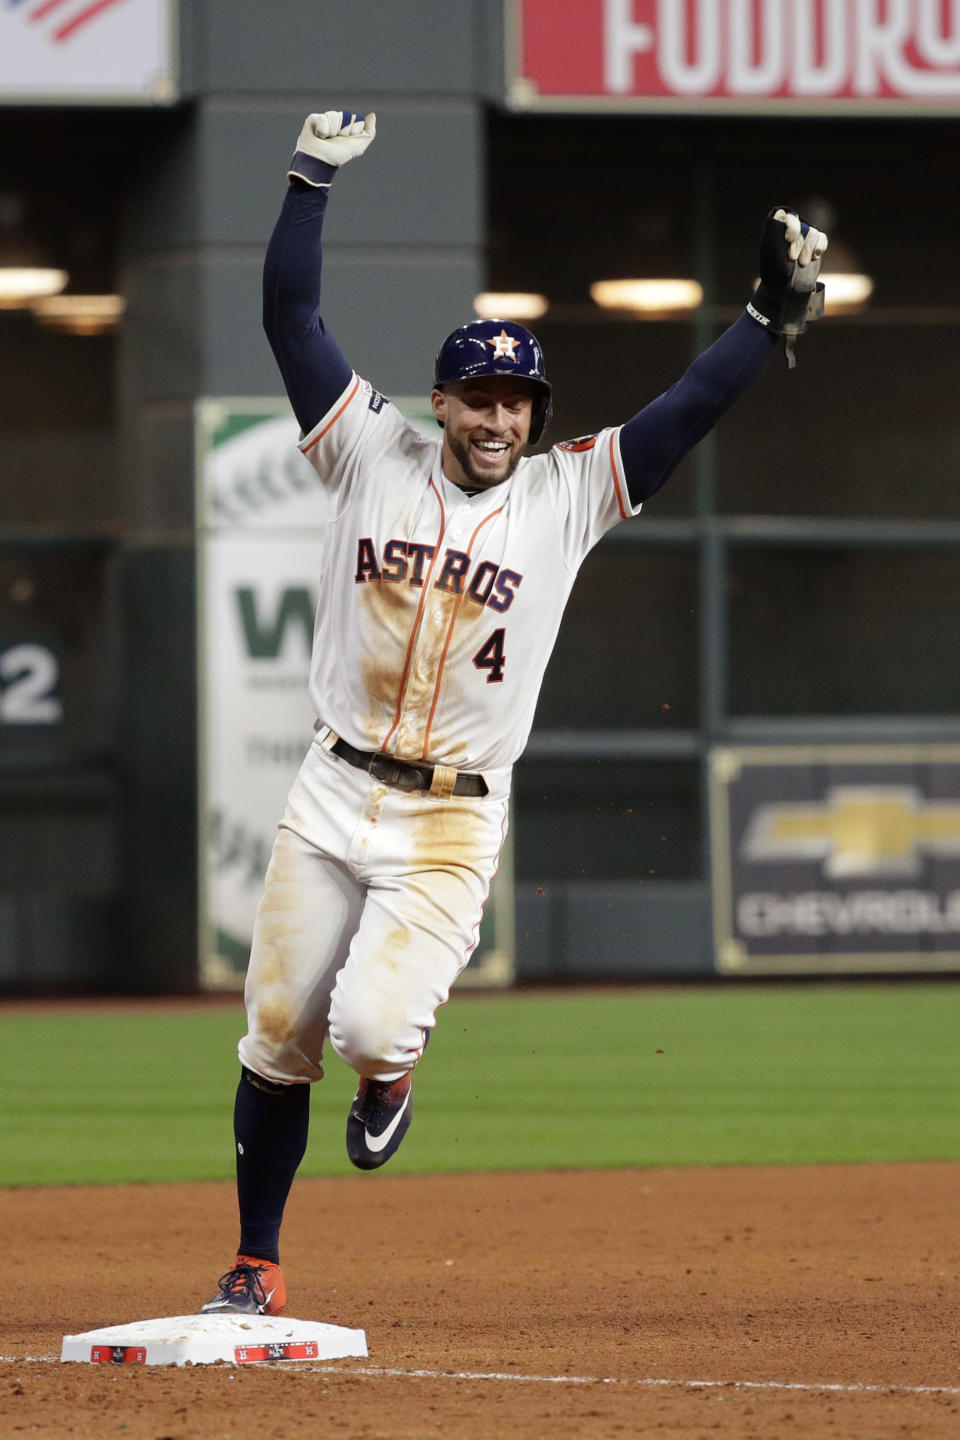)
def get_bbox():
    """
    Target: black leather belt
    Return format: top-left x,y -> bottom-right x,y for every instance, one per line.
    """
330,735 -> 488,797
